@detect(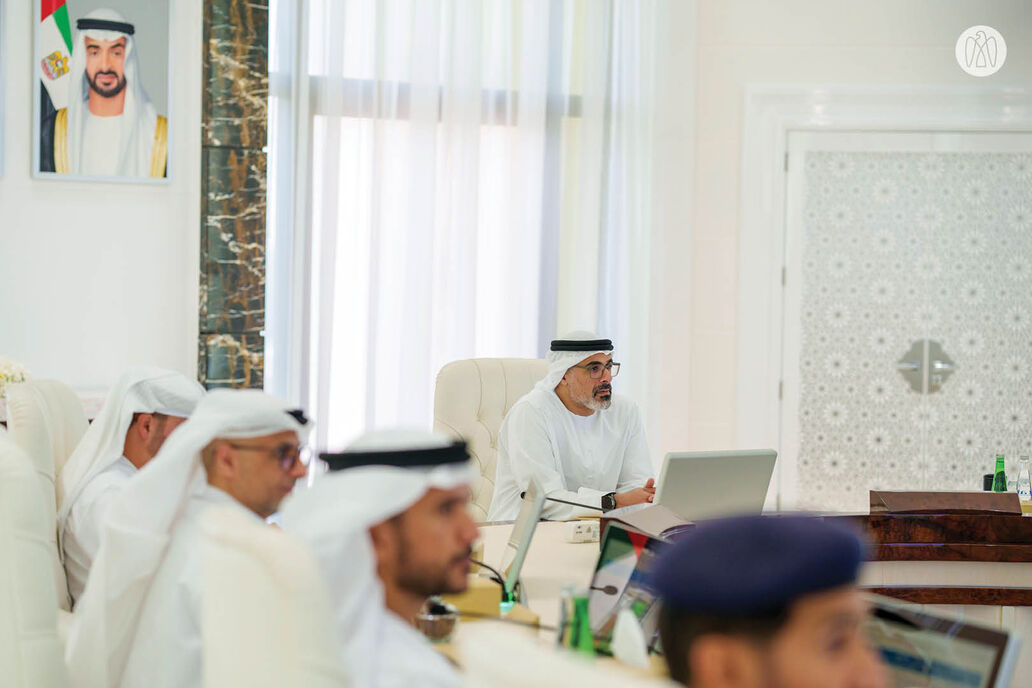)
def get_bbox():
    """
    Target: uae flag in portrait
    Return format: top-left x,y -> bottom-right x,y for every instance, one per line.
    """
39,0 -> 74,113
